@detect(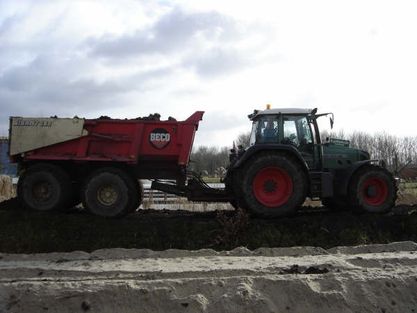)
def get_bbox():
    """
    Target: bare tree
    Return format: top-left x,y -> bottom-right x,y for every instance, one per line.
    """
235,132 -> 251,148
190,146 -> 229,176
